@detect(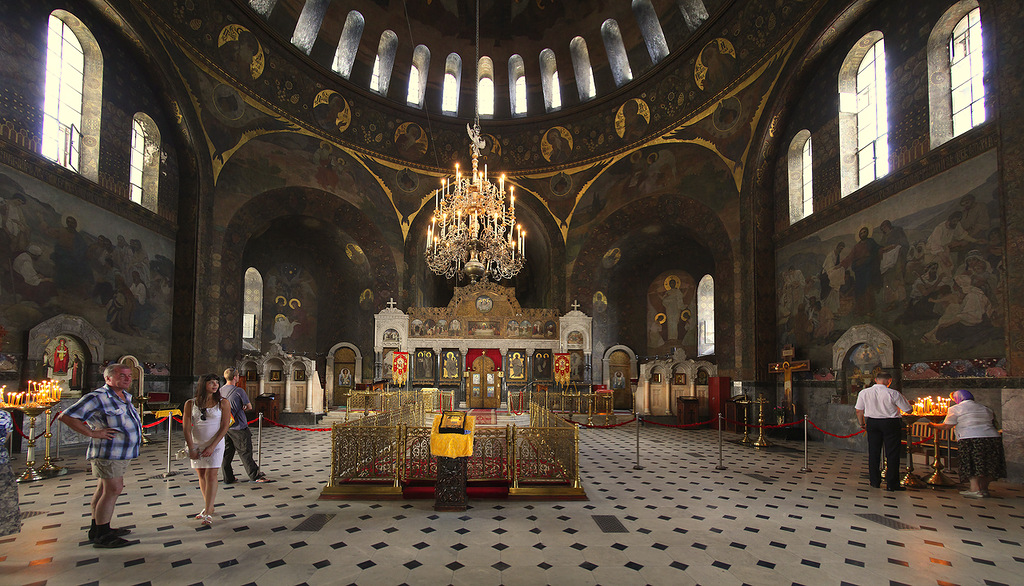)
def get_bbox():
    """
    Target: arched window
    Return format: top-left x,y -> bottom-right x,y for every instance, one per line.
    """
442,53 -> 462,116
787,130 -> 813,224
697,275 -> 714,356
331,11 -> 364,79
42,11 -> 102,181
632,0 -> 669,64
539,49 -> 562,112
569,37 -> 596,101
677,0 -> 710,32
129,113 -> 160,212
243,267 -> 263,350
839,33 -> 888,197
407,44 -> 430,108
369,30 -> 398,96
477,56 -> 495,117
249,0 -> 277,17
928,3 -> 985,147
291,0 -> 331,55
509,54 -> 528,117
601,20 -> 633,87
